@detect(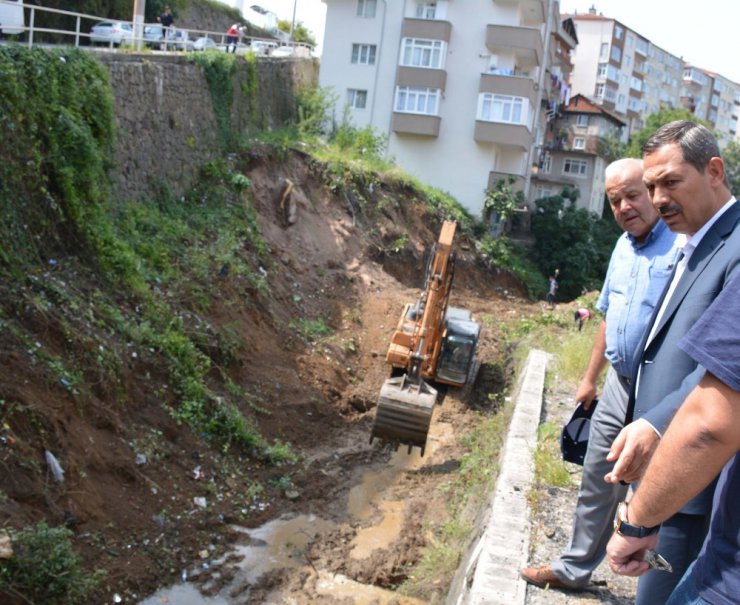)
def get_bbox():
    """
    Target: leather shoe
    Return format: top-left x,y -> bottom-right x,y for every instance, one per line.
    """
520,564 -> 578,590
